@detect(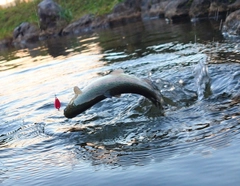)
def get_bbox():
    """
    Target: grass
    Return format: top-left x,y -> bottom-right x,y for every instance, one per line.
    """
0,0 -> 123,40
